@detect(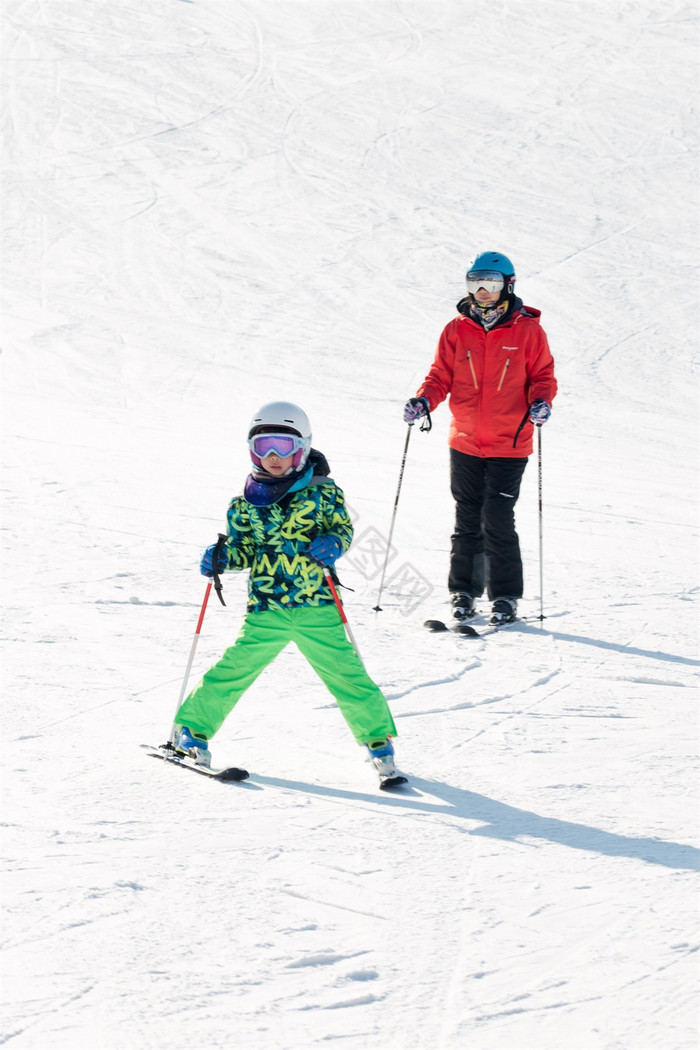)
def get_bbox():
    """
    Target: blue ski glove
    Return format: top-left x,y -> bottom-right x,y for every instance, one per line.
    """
200,542 -> 229,577
403,397 -> 429,424
308,535 -> 343,566
529,400 -> 551,425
